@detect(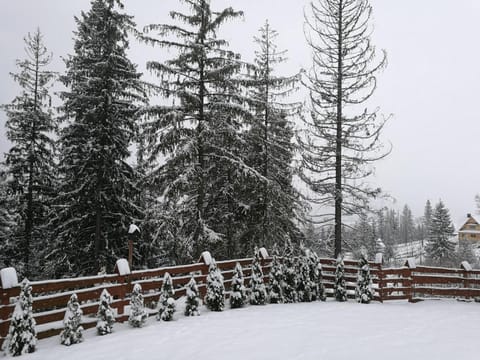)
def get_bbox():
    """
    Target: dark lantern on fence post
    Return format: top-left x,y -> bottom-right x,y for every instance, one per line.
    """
128,224 -> 140,270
